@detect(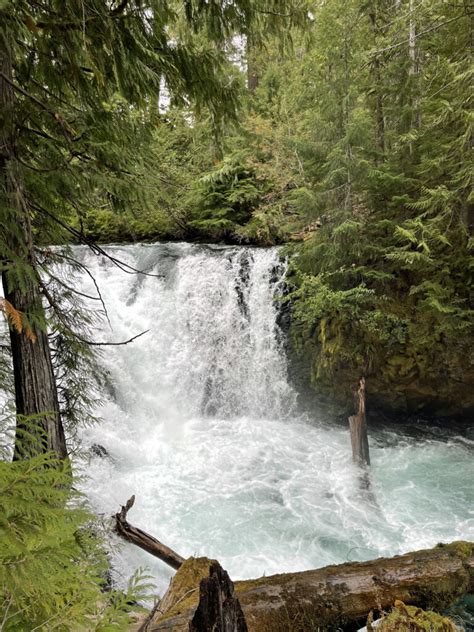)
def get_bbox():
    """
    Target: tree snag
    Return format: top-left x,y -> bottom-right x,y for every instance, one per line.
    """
189,561 -> 248,632
0,32 -> 67,461
115,496 -> 185,570
349,376 -> 370,466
